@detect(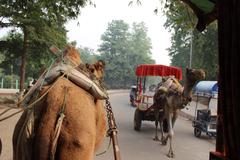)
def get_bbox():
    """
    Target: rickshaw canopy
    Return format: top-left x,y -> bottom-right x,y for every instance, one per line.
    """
195,81 -> 218,98
135,64 -> 182,80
